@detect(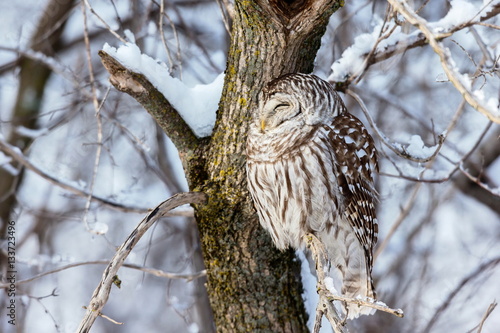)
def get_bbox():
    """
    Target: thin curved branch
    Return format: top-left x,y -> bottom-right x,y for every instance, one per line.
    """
76,192 -> 207,333
424,257 -> 500,332
388,0 -> 500,123
98,51 -> 200,157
